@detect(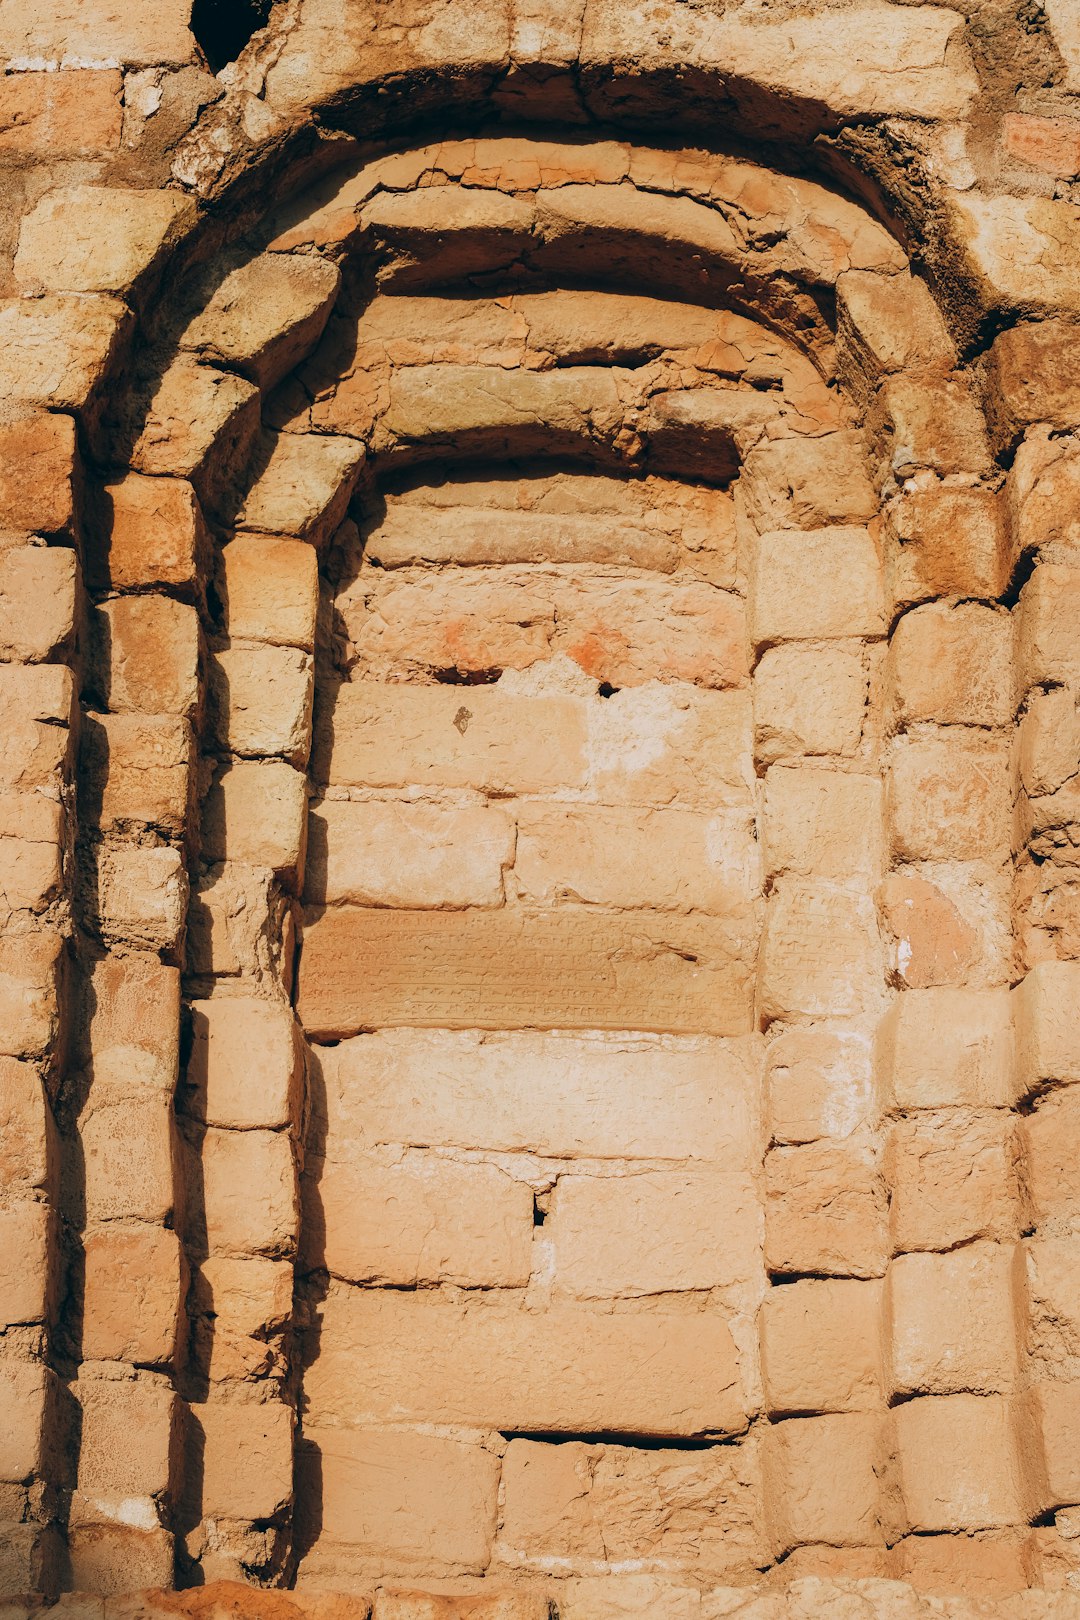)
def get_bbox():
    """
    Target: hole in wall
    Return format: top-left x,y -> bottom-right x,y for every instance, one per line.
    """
190,0 -> 273,73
